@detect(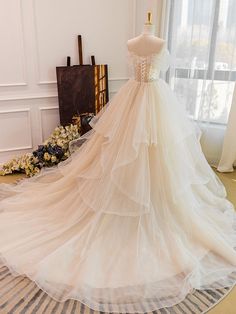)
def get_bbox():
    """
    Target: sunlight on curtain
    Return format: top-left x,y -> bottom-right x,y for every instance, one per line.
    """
217,86 -> 236,172
164,0 -> 236,163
